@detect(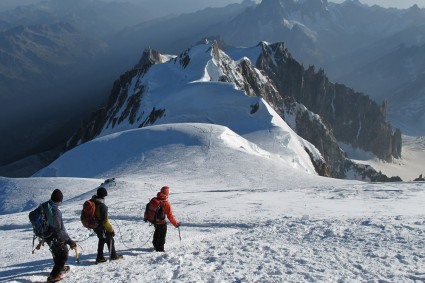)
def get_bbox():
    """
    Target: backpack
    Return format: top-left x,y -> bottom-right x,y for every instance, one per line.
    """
80,199 -> 99,229
28,202 -> 53,239
144,197 -> 165,224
